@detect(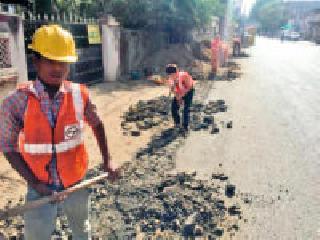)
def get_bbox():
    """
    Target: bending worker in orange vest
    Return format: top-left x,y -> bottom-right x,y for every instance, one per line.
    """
0,25 -> 118,239
166,64 -> 195,134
